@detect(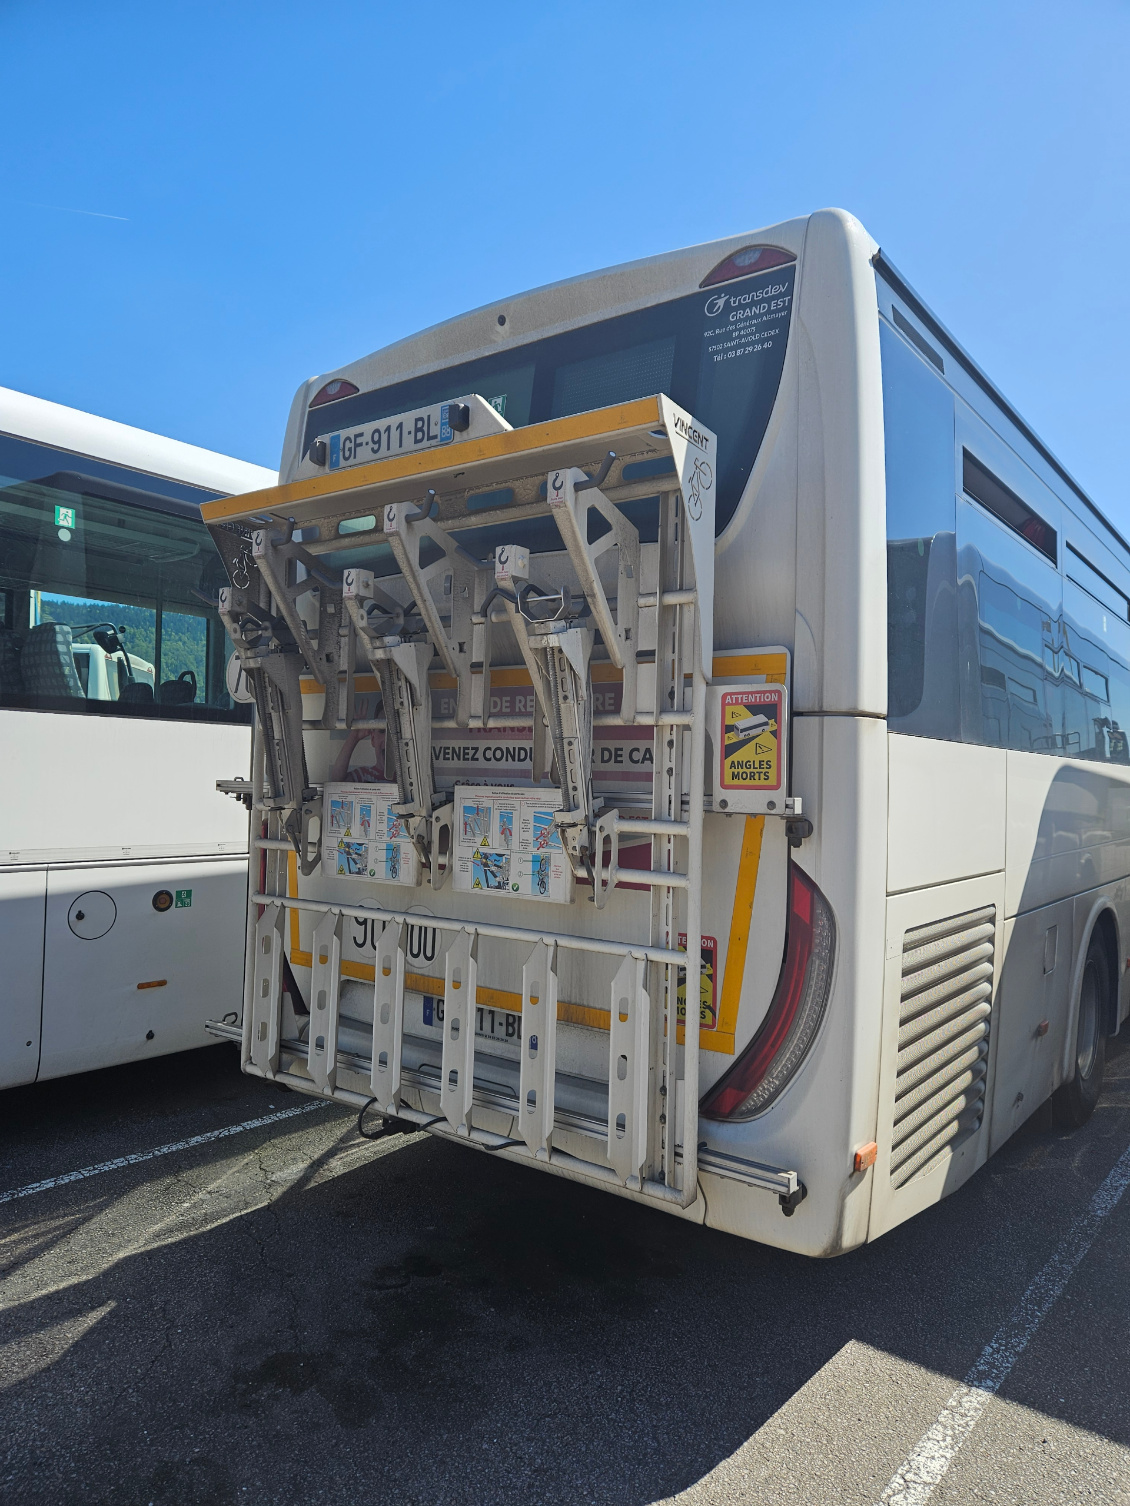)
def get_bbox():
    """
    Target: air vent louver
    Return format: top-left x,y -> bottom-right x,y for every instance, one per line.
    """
891,906 -> 995,1188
